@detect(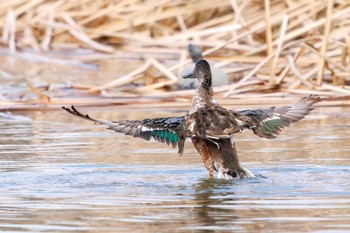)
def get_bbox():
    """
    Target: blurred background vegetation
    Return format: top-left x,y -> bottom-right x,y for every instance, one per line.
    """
0,0 -> 350,109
